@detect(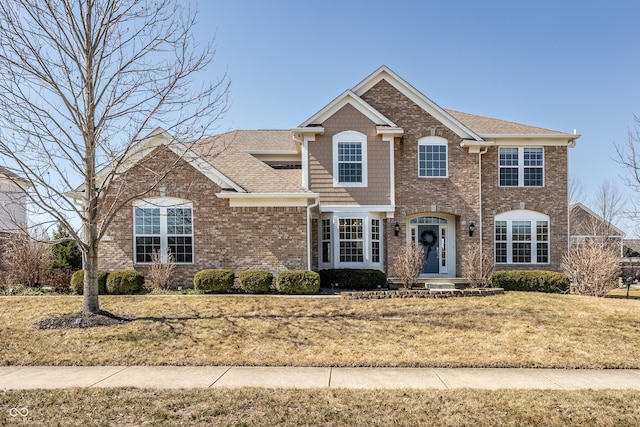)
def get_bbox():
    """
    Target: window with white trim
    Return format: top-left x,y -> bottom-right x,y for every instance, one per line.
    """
134,201 -> 193,264
338,218 -> 364,263
333,131 -> 367,187
371,219 -> 380,263
321,219 -> 331,264
418,136 -> 448,178
499,147 -> 544,187
495,210 -> 549,264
